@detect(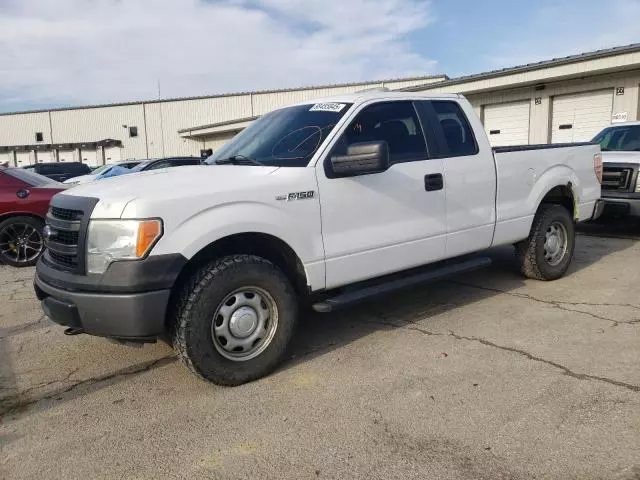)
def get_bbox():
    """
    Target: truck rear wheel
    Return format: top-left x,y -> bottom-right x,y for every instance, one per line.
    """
172,254 -> 298,386
516,204 -> 575,281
